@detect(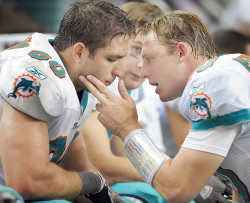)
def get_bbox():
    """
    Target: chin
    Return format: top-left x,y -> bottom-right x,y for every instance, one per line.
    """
162,94 -> 180,102
125,82 -> 140,90
159,95 -> 168,102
